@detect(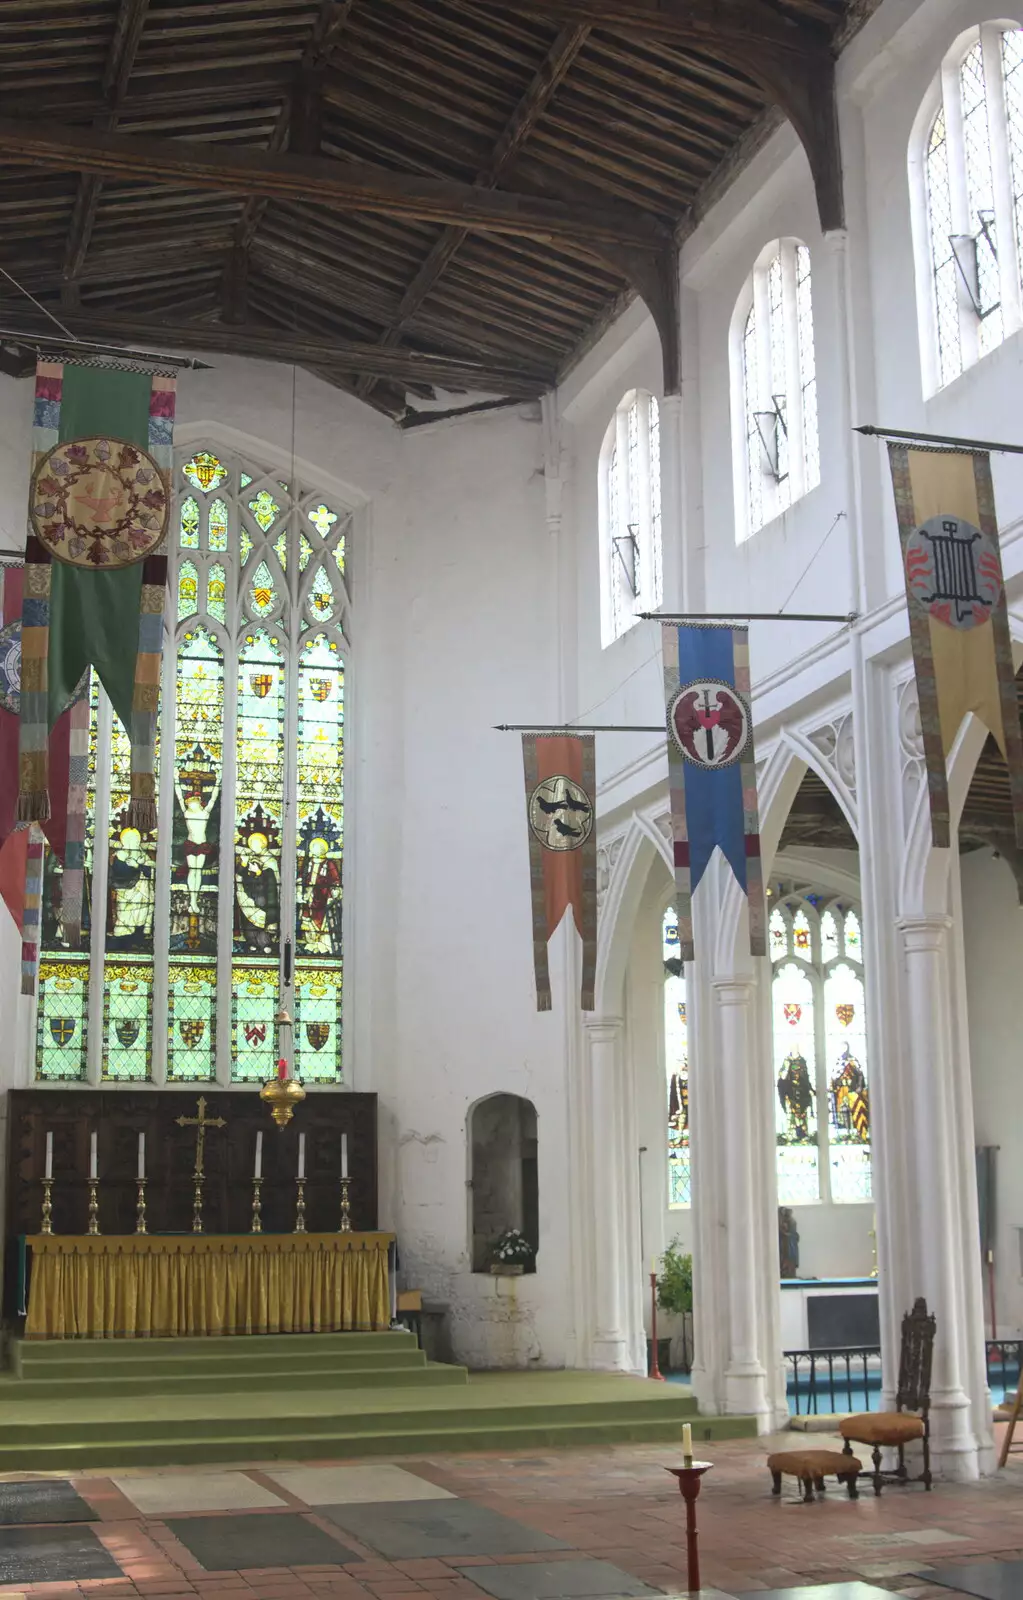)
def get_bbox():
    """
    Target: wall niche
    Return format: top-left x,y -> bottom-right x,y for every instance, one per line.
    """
469,1093 -> 538,1273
